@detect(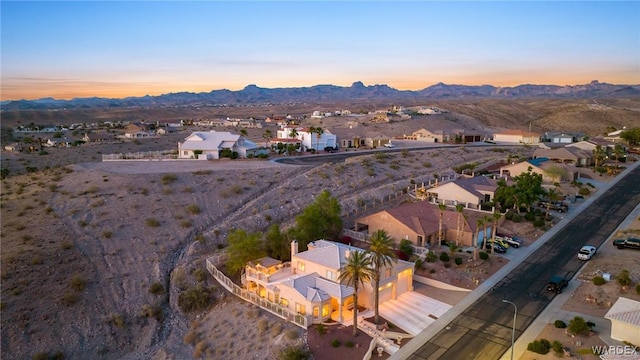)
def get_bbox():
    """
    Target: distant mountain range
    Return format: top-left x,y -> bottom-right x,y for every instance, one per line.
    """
2,80 -> 639,111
